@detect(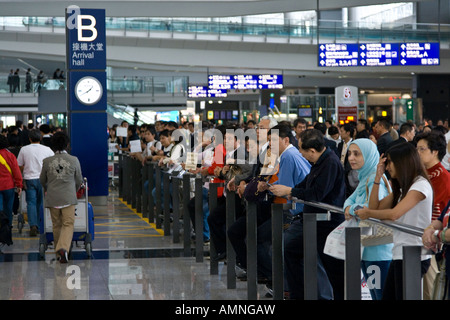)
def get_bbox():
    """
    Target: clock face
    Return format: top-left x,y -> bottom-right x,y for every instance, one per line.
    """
75,76 -> 103,105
